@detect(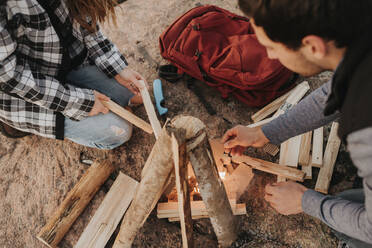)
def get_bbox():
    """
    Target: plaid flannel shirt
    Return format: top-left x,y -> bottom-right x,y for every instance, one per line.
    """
0,0 -> 128,139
